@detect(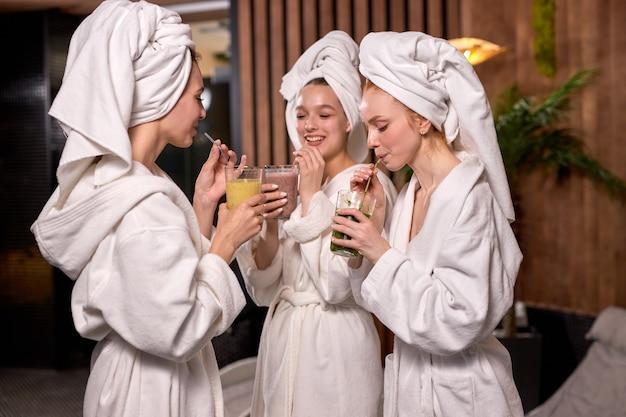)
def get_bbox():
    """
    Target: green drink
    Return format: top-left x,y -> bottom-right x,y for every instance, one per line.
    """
330,190 -> 376,257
